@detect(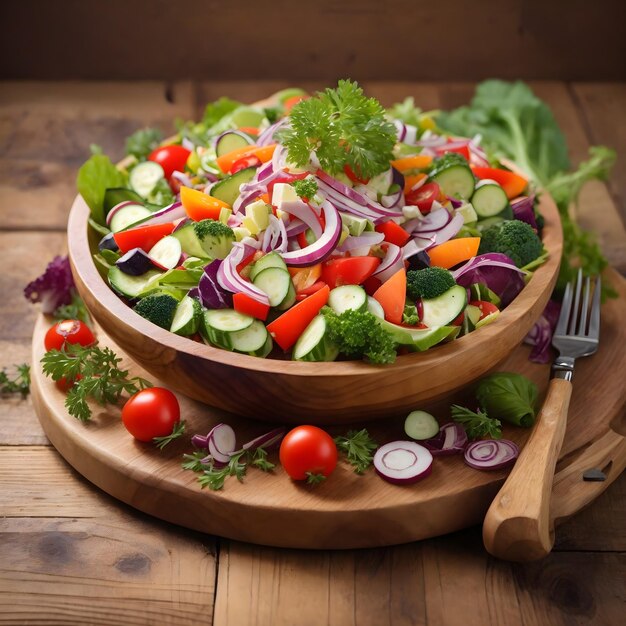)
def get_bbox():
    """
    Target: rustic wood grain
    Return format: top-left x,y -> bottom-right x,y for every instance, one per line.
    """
213,529 -> 626,626
68,193 -> 562,423
572,82 -> 626,224
2,1 -> 625,81
27,264 -> 626,548
0,82 -> 194,230
0,517 -> 216,626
